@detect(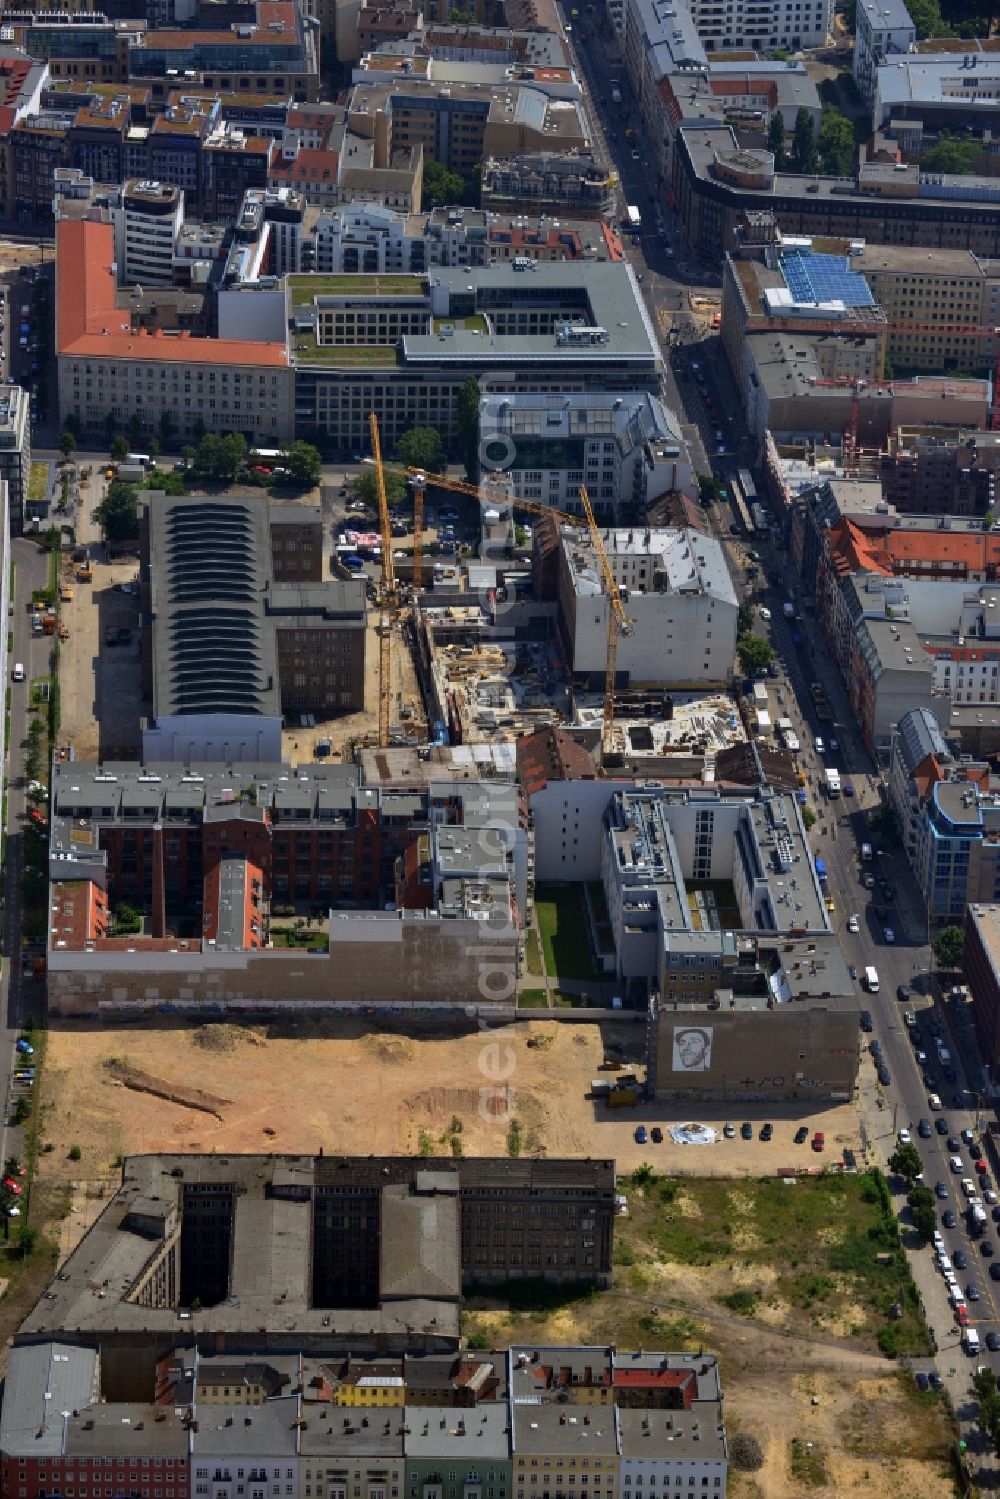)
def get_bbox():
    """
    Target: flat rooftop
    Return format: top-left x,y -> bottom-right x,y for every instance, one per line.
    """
18,1155 -> 614,1345
288,262 -> 661,372
562,527 -> 736,605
